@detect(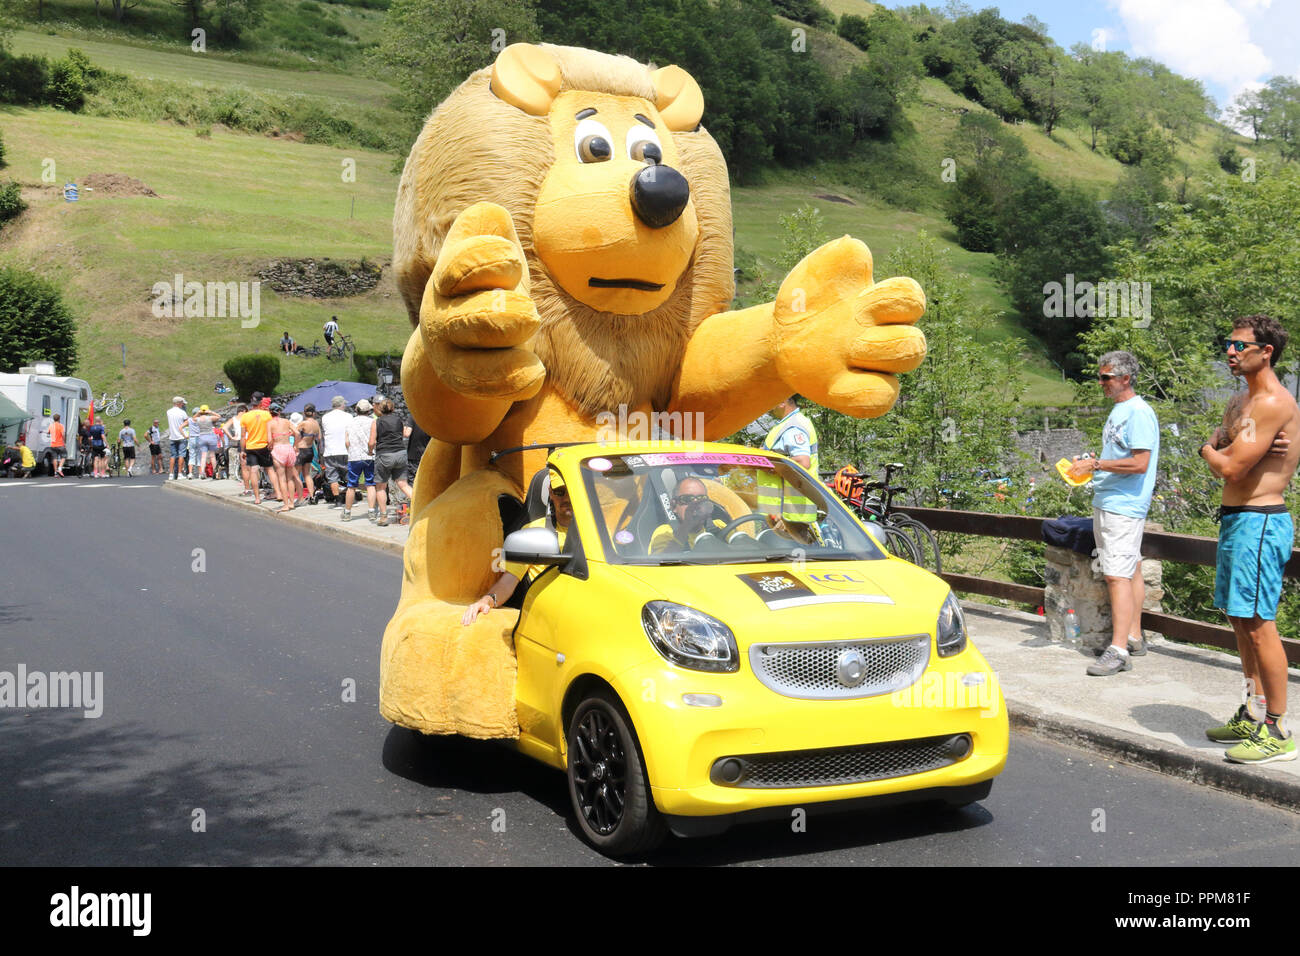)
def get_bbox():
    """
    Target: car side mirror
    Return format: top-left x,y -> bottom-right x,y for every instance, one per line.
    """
503,527 -> 572,567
